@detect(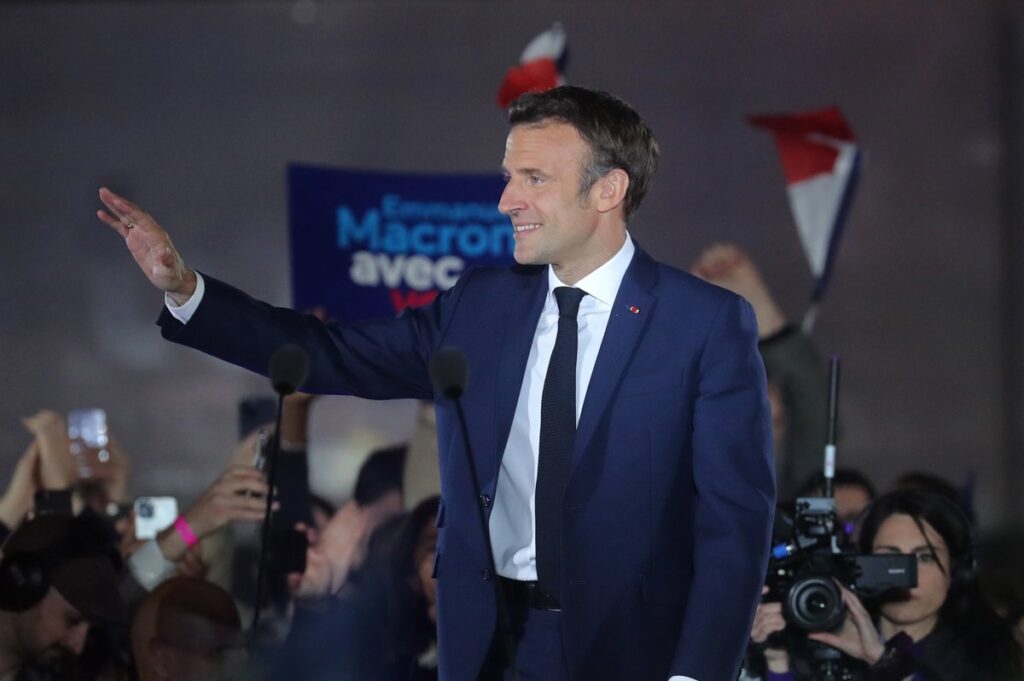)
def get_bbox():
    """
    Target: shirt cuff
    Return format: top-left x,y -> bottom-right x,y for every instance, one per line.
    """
127,538 -> 177,591
669,677 -> 698,681
164,271 -> 206,323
